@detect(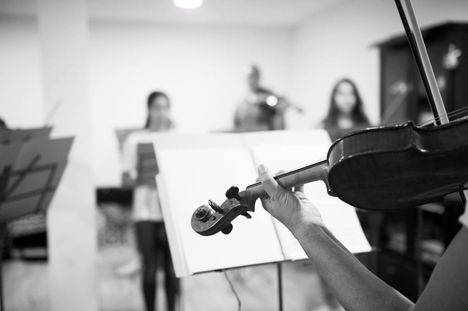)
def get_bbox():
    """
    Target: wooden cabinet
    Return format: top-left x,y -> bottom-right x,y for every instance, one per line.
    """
379,22 -> 468,124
